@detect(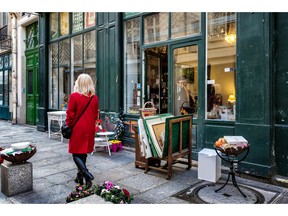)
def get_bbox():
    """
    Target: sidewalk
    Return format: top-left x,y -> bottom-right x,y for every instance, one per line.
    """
1,120 -> 288,205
